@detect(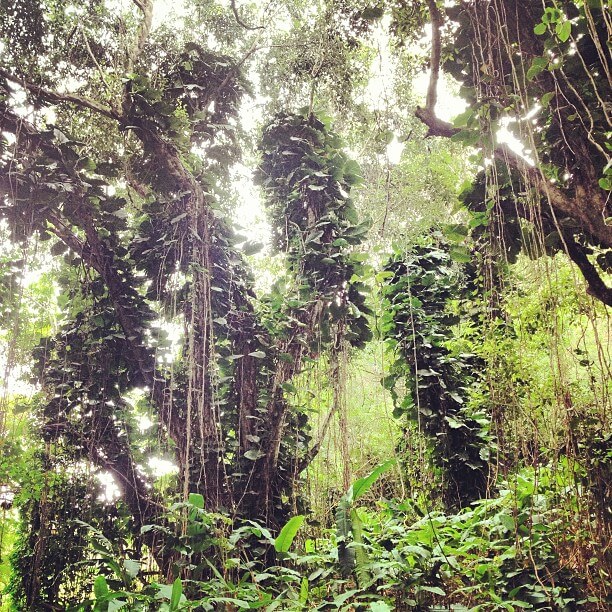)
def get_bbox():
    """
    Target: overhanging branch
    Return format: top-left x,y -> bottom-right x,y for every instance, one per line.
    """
416,0 -> 612,306
0,69 -> 121,122
560,231 -> 612,307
